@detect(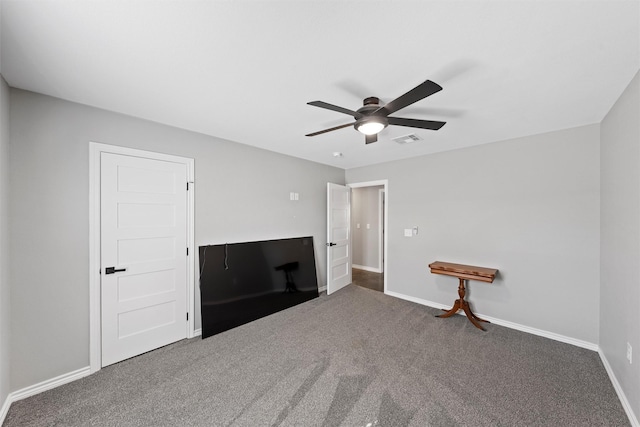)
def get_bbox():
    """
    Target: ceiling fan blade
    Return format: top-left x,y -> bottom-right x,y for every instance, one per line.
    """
308,101 -> 363,119
365,134 -> 377,144
375,80 -> 443,116
388,117 -> 446,130
305,122 -> 354,137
